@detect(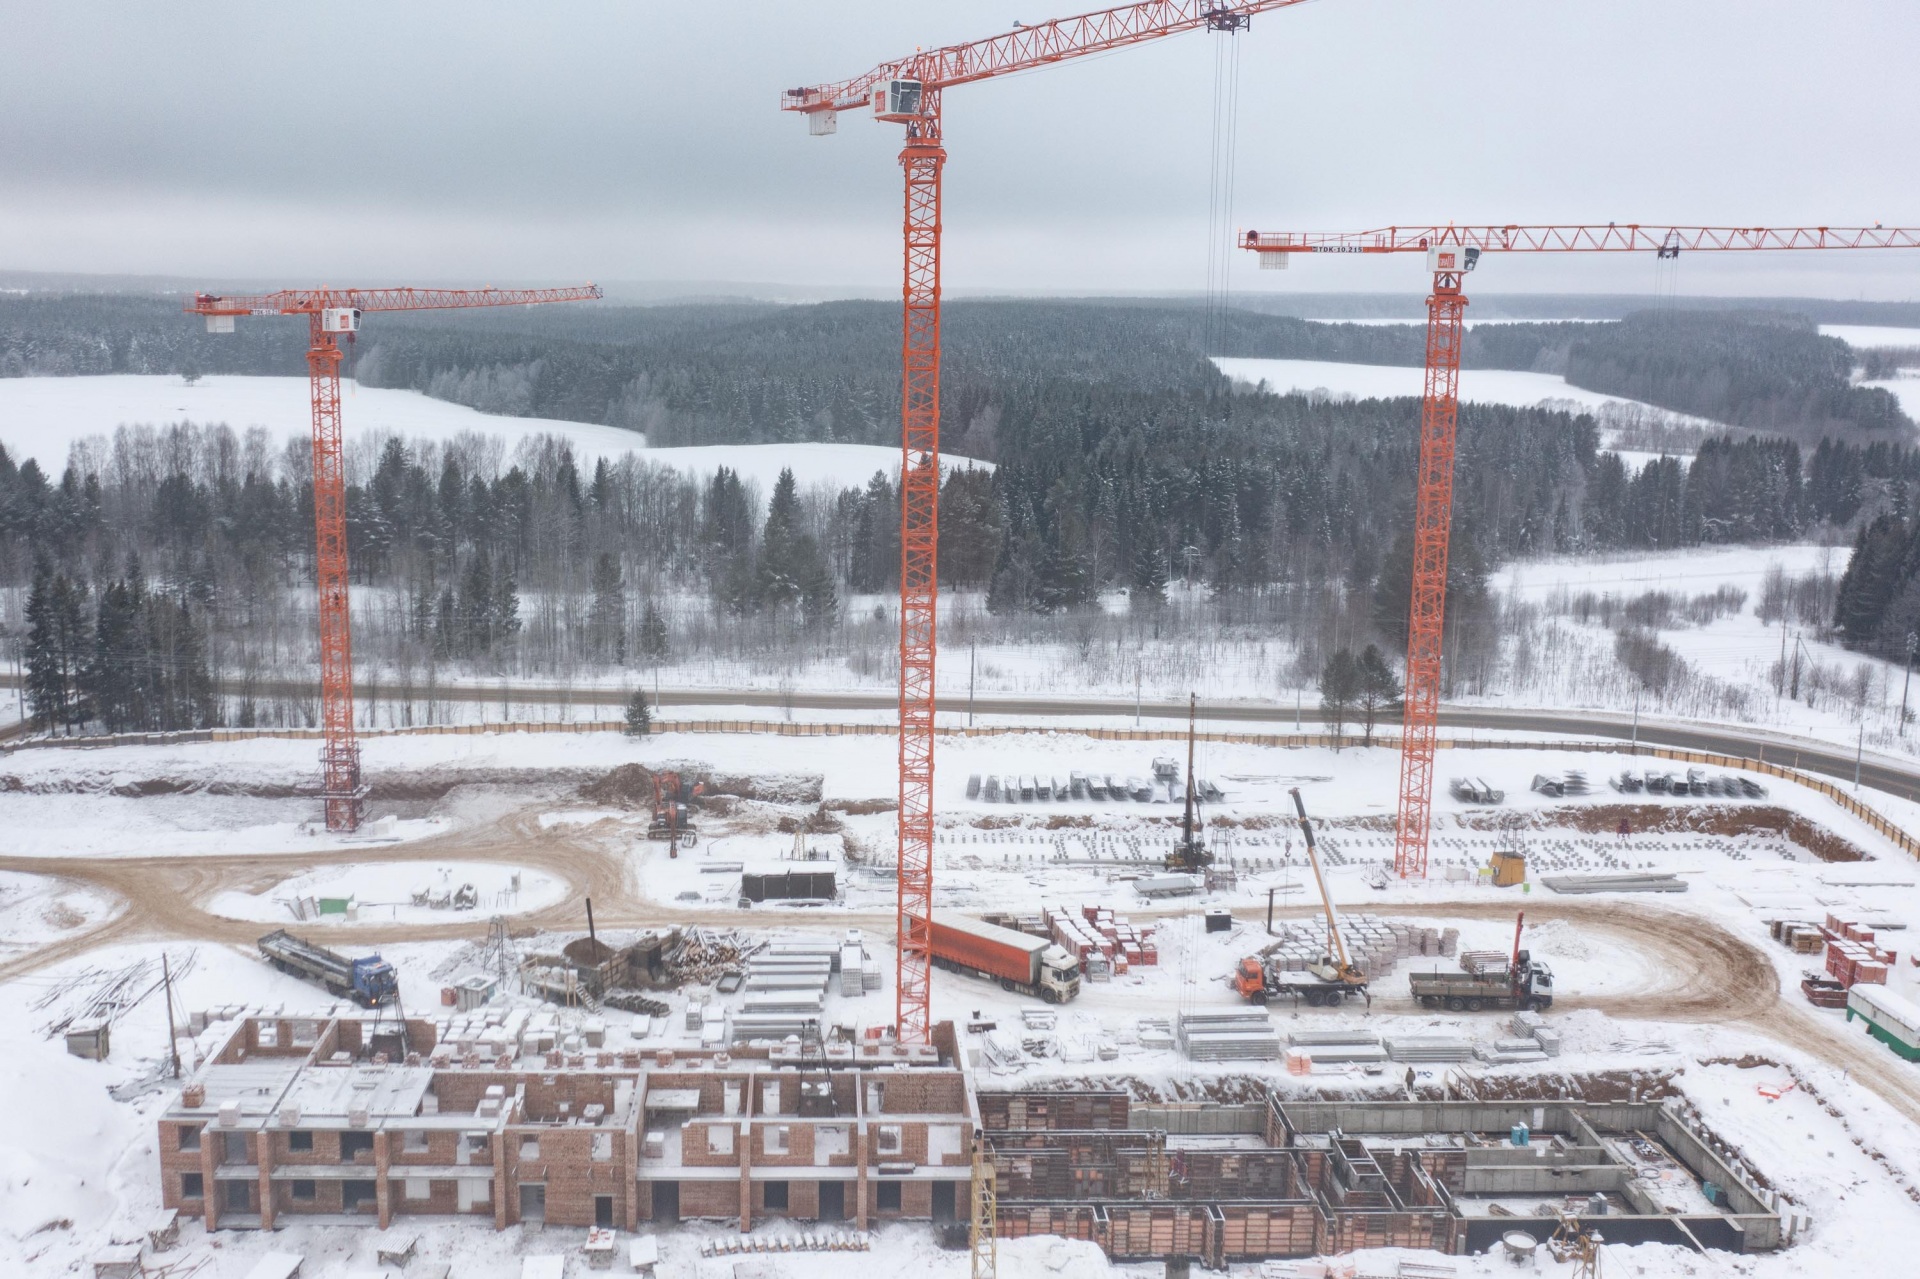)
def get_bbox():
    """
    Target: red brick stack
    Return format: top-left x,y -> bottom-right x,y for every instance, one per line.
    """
1822,914 -> 1897,987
